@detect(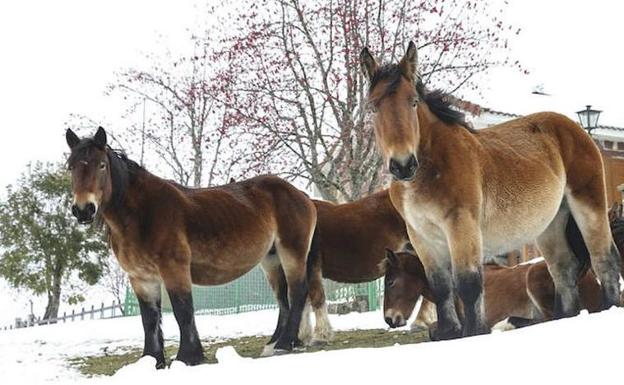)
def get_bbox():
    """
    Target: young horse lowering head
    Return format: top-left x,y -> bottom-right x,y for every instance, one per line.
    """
360,42 -> 469,181
381,249 -> 431,328
66,127 -> 112,224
